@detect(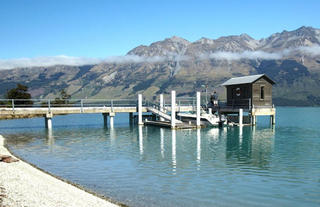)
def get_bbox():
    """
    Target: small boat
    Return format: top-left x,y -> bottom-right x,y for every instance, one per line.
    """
177,111 -> 225,127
